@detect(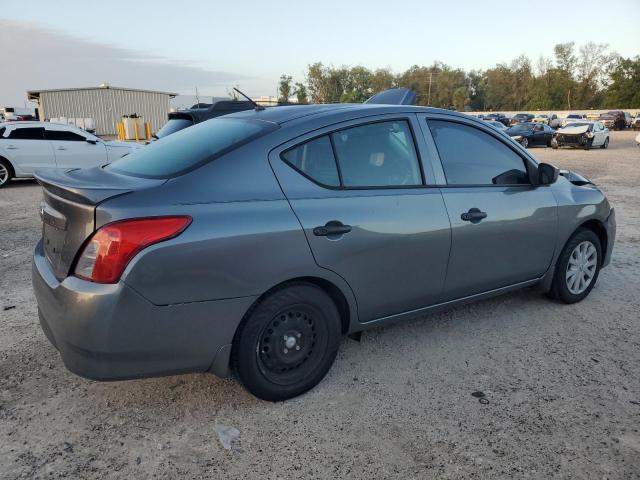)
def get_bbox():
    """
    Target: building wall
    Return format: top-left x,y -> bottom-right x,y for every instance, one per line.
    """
37,88 -> 172,136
